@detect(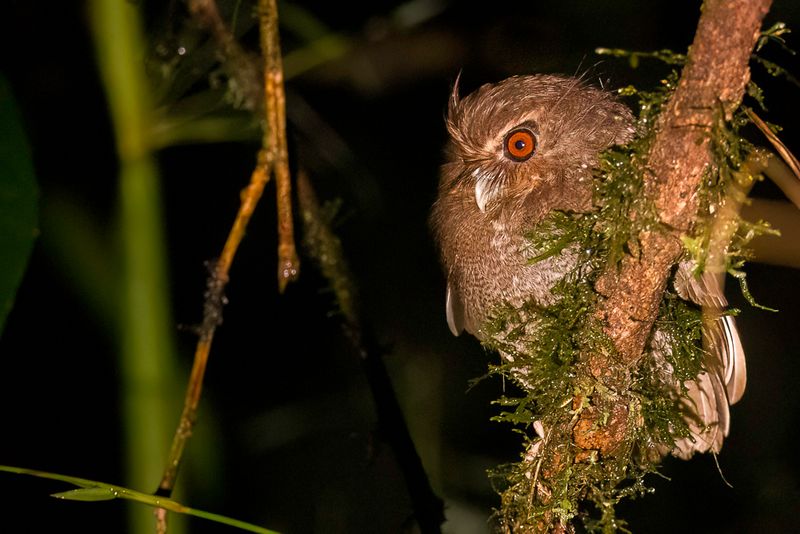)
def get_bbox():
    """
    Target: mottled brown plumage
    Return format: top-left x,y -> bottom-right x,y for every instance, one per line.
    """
431,75 -> 634,334
431,74 -> 745,458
